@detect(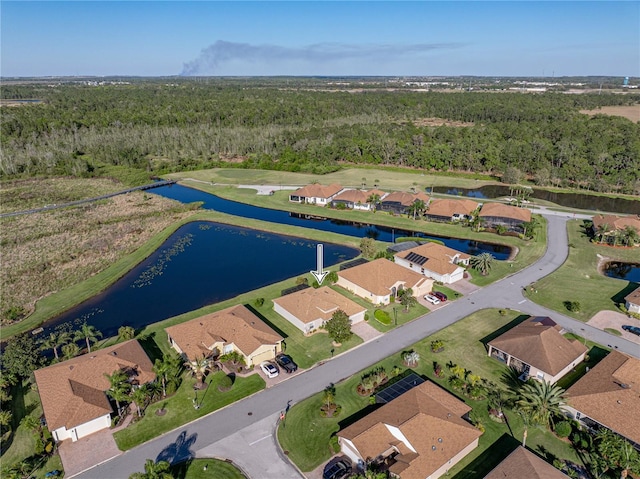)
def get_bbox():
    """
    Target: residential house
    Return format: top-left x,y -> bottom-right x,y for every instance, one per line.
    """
338,381 -> 481,479
625,285 -> 640,313
165,304 -> 283,366
289,183 -> 343,205
379,191 -> 430,215
331,189 -> 376,211
394,243 -> 470,284
484,446 -> 569,478
336,258 -> 433,305
487,316 -> 588,383
272,286 -> 367,335
565,350 -> 640,447
34,340 -> 155,443
592,214 -> 640,245
478,203 -> 531,232
424,198 -> 479,223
